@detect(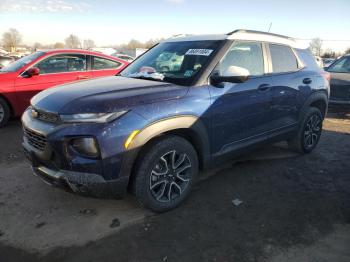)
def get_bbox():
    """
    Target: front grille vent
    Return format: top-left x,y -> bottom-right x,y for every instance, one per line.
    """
24,127 -> 47,151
